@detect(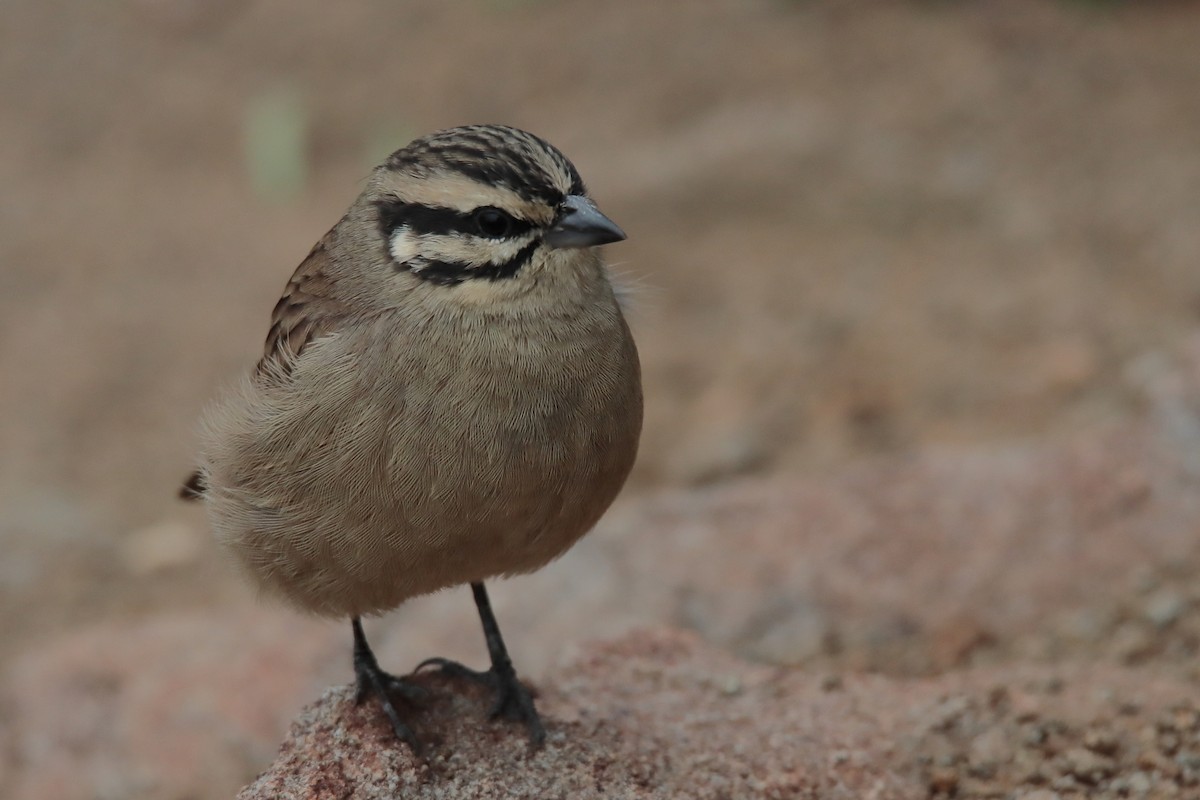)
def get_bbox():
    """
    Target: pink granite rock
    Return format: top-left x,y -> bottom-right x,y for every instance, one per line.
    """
4,611 -> 339,800
238,629 -> 1200,800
